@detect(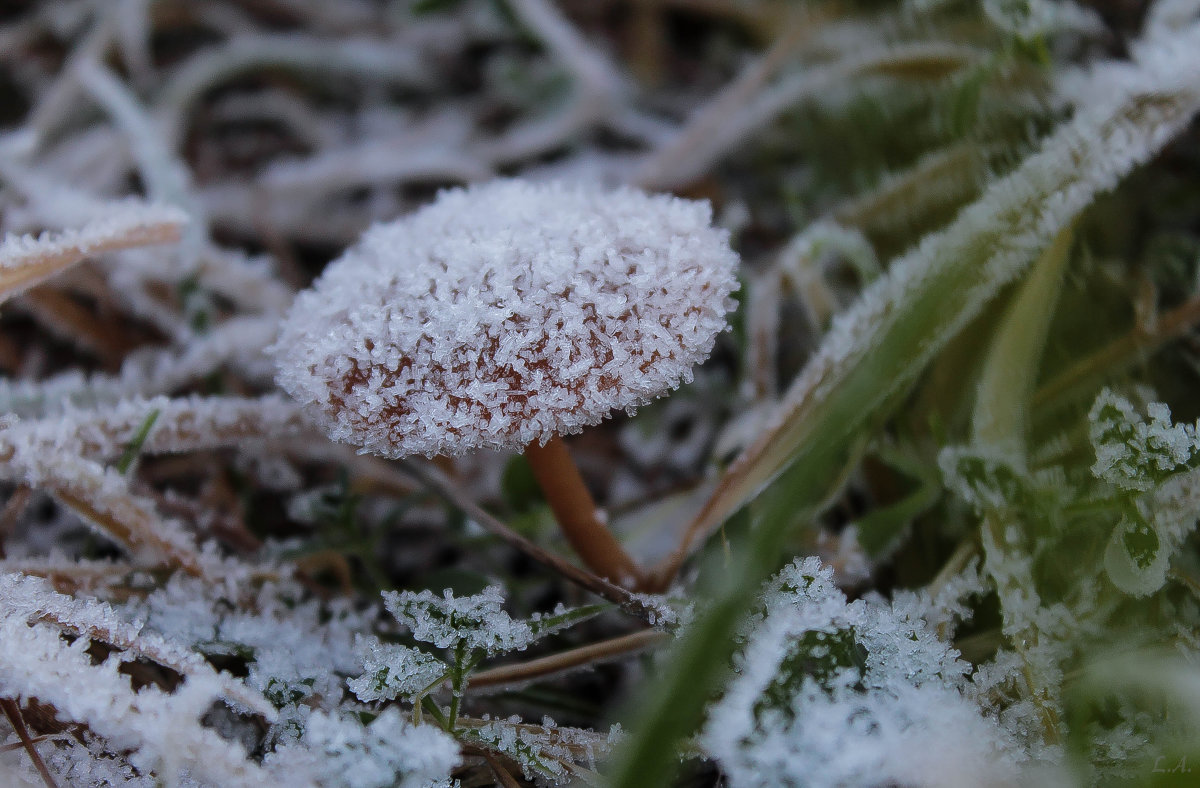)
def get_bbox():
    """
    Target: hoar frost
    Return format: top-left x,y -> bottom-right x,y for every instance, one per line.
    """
272,178 -> 739,457
701,557 -> 1021,788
